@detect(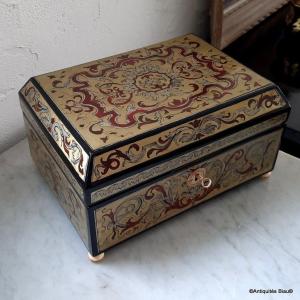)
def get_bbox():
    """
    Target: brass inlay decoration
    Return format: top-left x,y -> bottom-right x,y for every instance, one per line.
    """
21,81 -> 89,181
94,130 -> 282,251
35,34 -> 269,151
21,100 -> 84,198
91,89 -> 285,182
26,120 -> 89,247
90,113 -> 287,203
